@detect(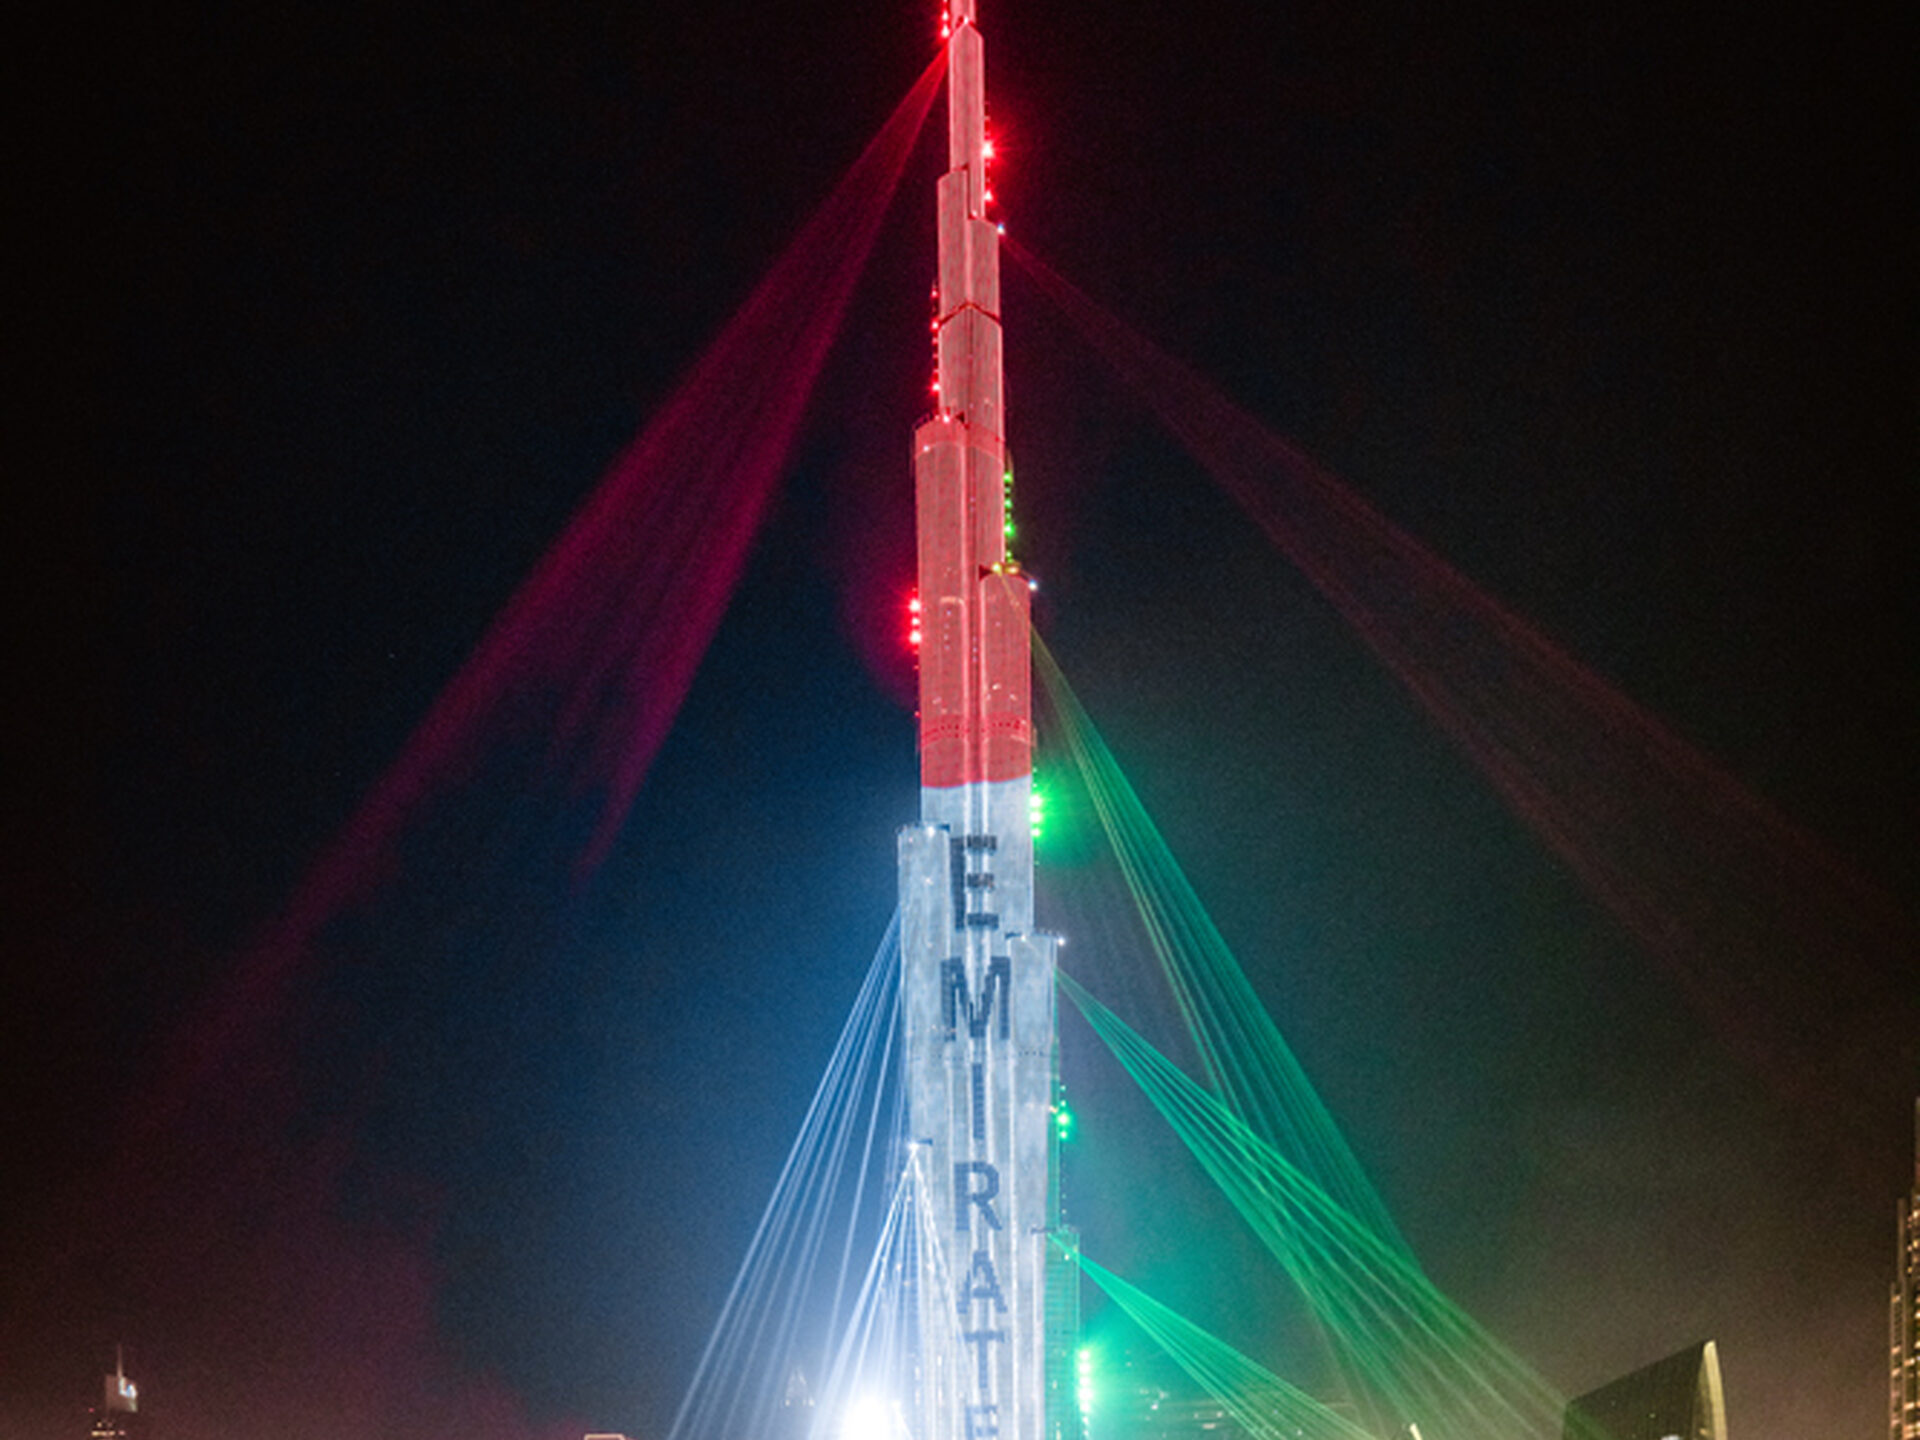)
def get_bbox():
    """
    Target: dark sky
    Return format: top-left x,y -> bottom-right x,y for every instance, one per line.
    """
13,0 -> 1915,1437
